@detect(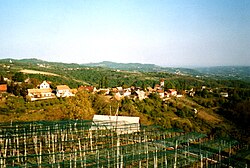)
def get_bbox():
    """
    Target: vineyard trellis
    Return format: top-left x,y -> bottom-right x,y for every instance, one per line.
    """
0,120 -> 248,167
